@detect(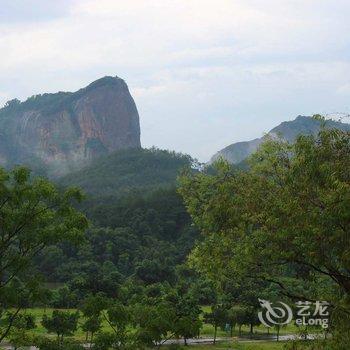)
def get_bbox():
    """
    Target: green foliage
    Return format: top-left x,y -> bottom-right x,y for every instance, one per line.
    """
5,312 -> 36,349
80,294 -> 109,318
93,332 -> 117,350
204,304 -> 228,343
42,310 -> 80,342
59,147 -> 193,198
81,316 -> 102,342
212,116 -> 350,166
30,148 -> 199,301
179,127 -> 350,345
106,303 -> 130,337
9,313 -> 36,330
0,167 -> 88,341
50,286 -> 78,308
80,295 -> 106,342
35,186 -> 199,299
